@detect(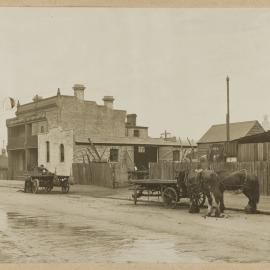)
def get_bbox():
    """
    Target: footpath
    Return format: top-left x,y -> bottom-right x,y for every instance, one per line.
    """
0,179 -> 269,214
